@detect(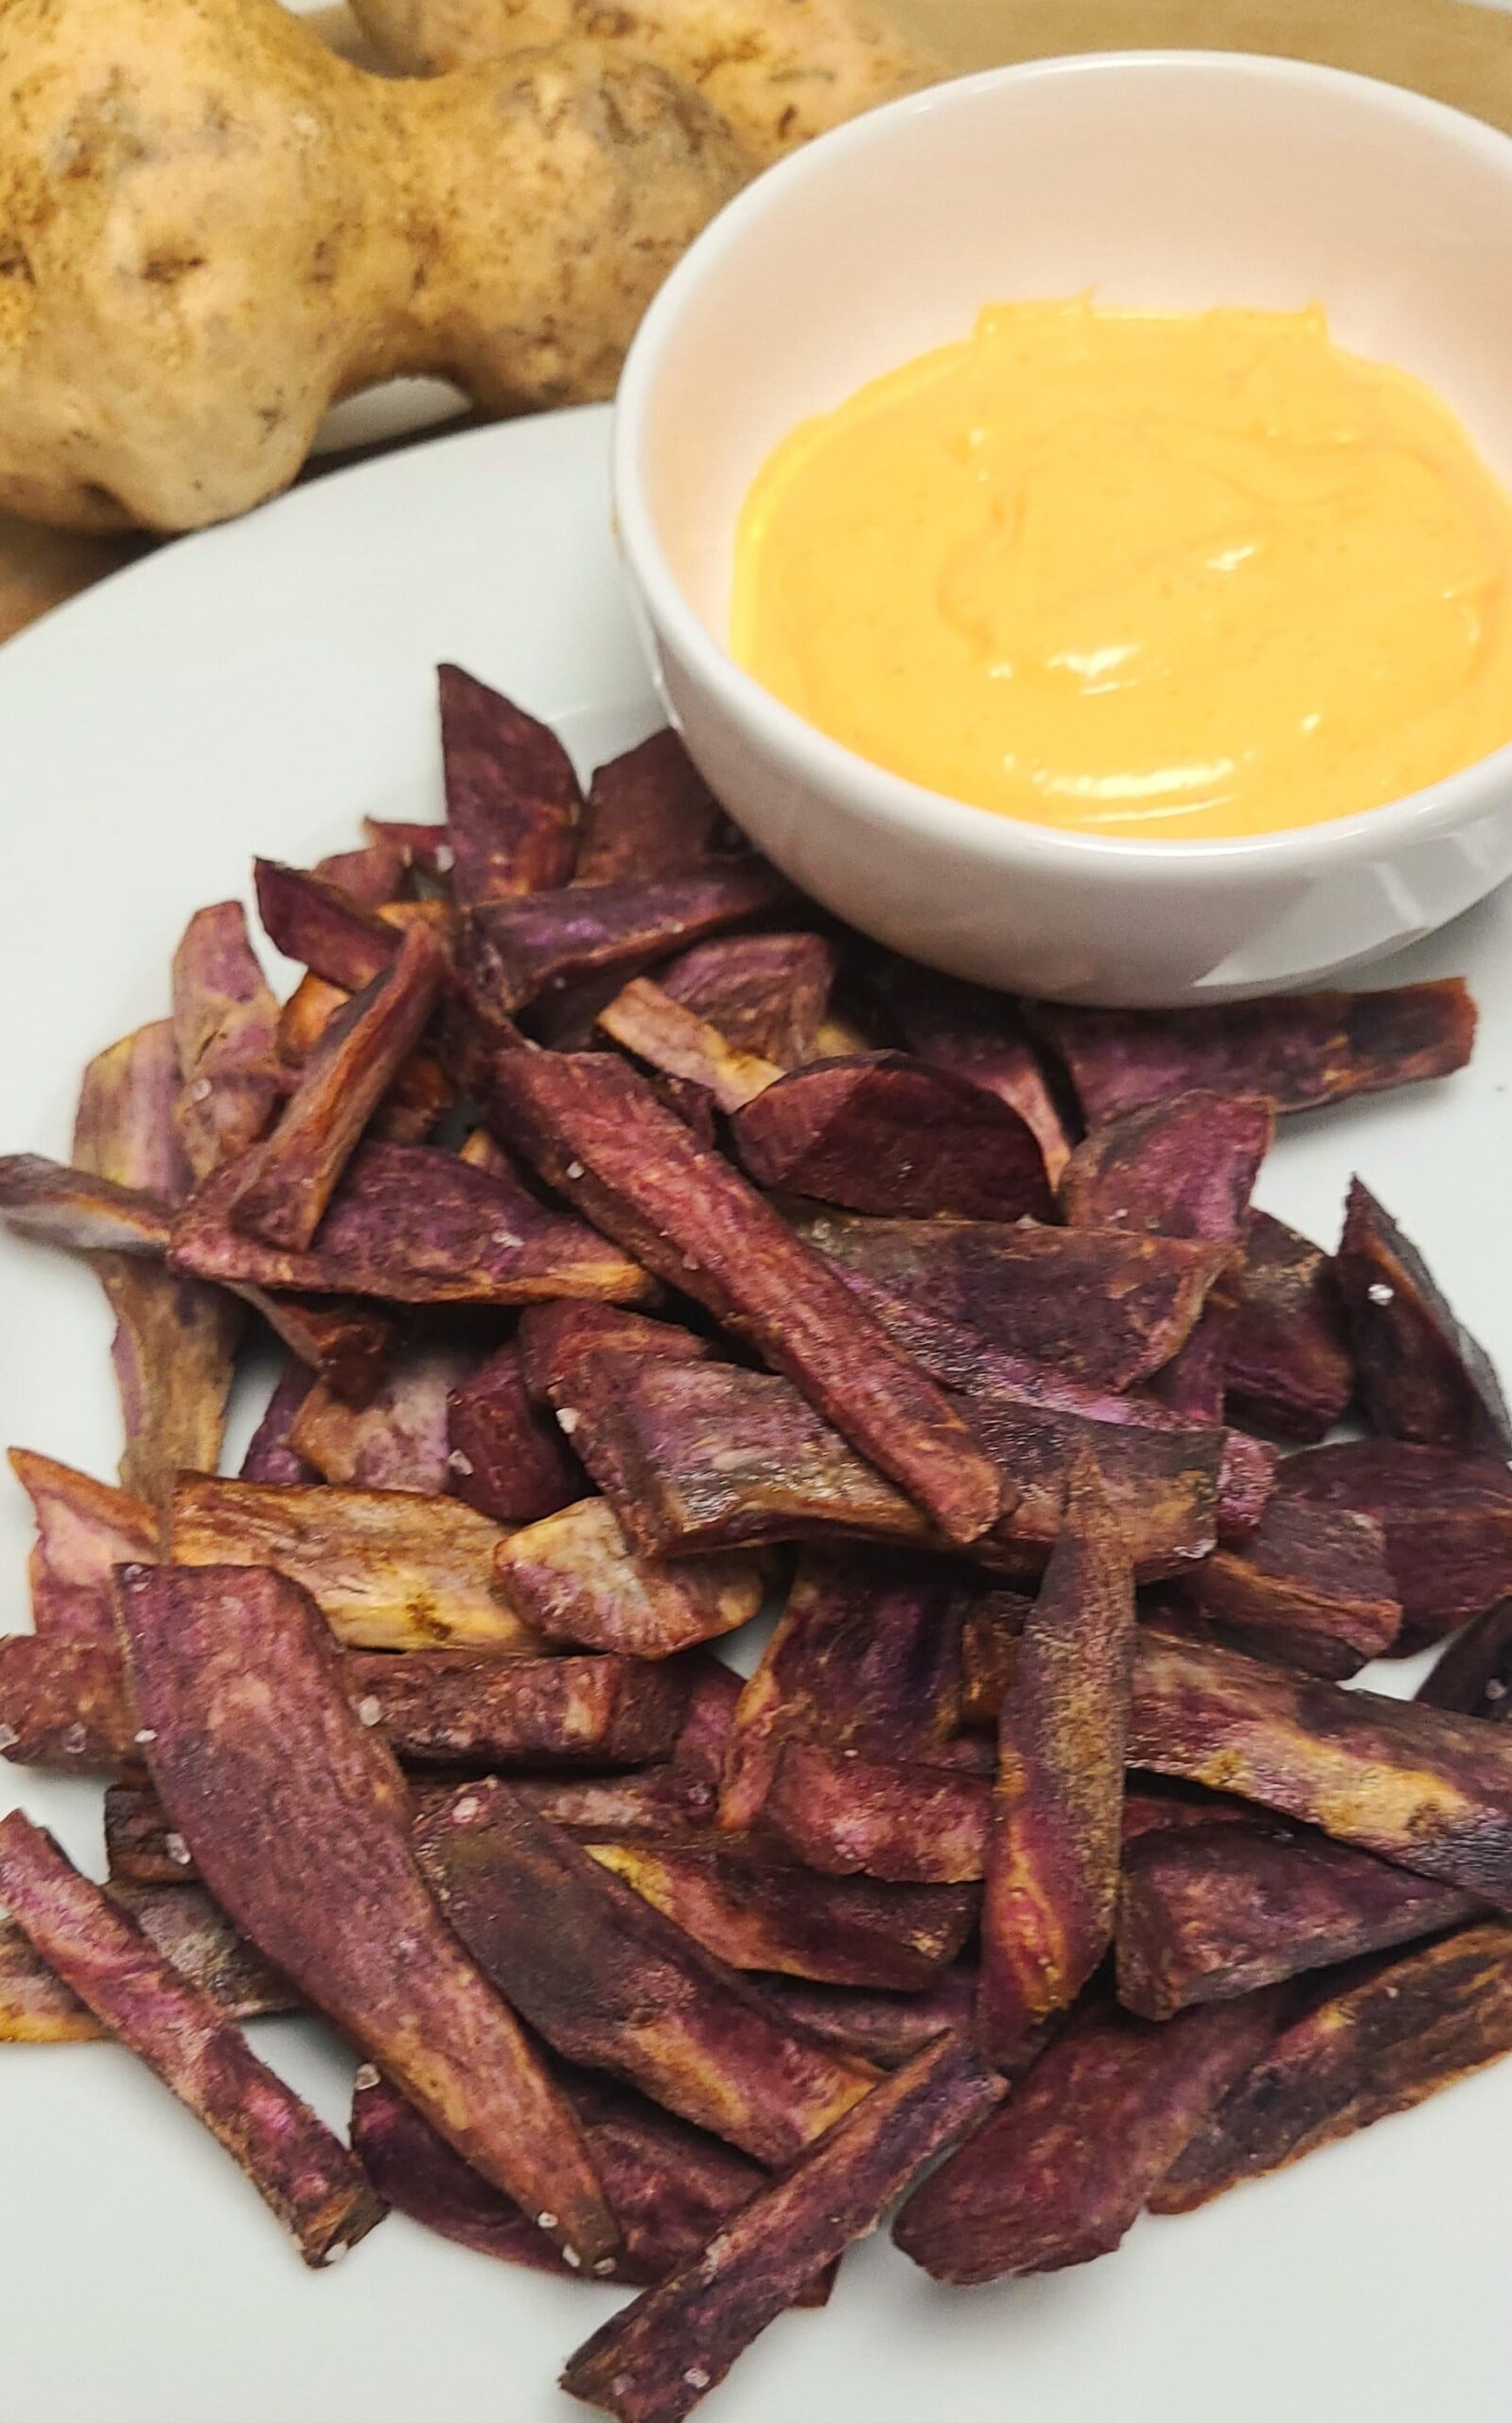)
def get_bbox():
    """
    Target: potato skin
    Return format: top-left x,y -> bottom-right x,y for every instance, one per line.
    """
349,0 -> 940,165
0,0 -> 745,529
